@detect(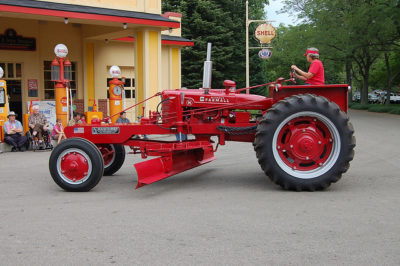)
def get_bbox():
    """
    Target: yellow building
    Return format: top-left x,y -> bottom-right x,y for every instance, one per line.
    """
0,0 -> 193,123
